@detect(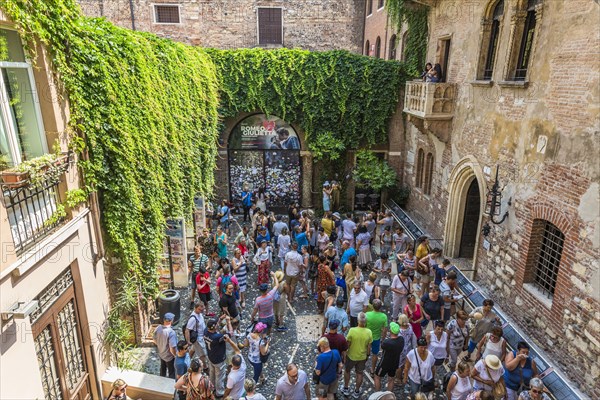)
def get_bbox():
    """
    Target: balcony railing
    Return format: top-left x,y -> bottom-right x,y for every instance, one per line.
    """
1,158 -> 69,254
404,81 -> 455,119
